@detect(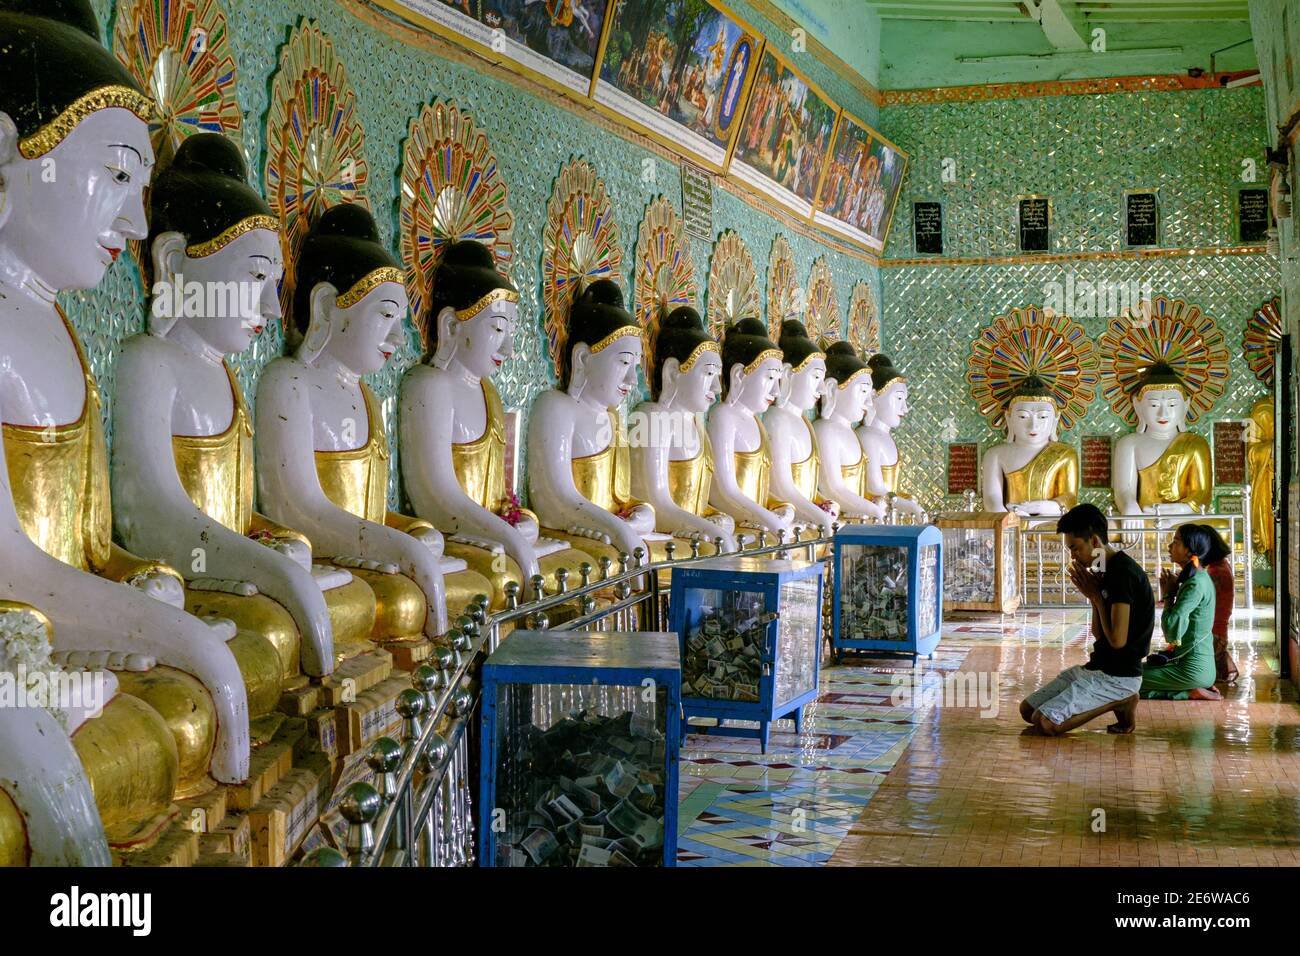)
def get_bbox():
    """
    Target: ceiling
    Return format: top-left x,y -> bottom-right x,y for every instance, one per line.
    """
801,0 -> 1259,90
